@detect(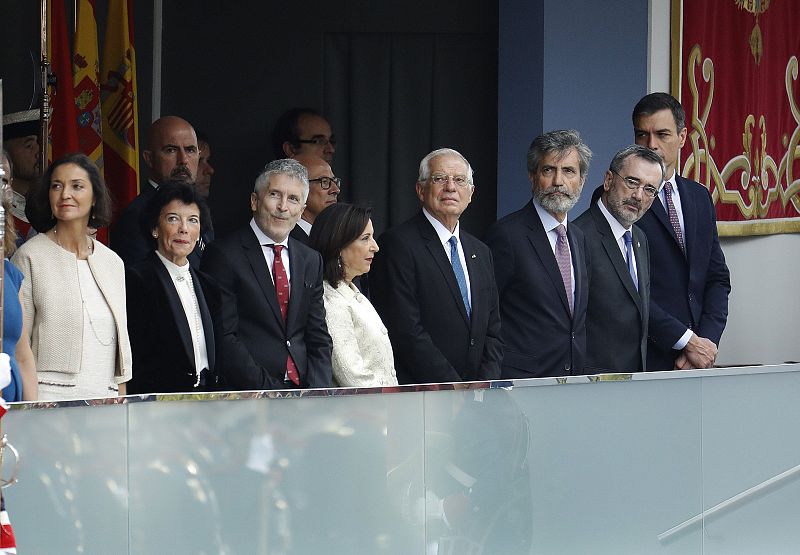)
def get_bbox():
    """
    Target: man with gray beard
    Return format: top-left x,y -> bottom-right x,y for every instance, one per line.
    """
574,145 -> 665,373
485,129 -> 591,378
